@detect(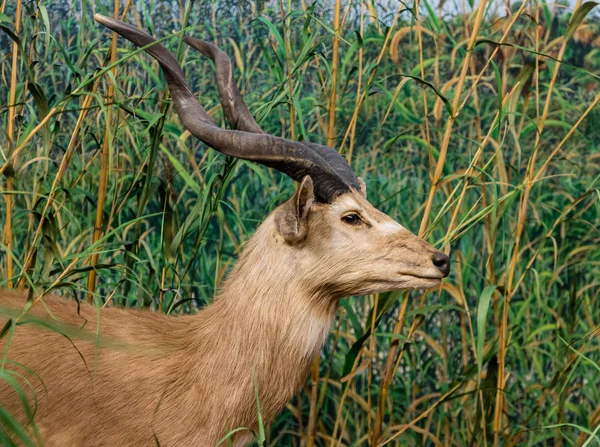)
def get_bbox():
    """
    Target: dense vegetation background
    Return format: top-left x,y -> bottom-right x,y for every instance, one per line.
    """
1,0 -> 599,445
